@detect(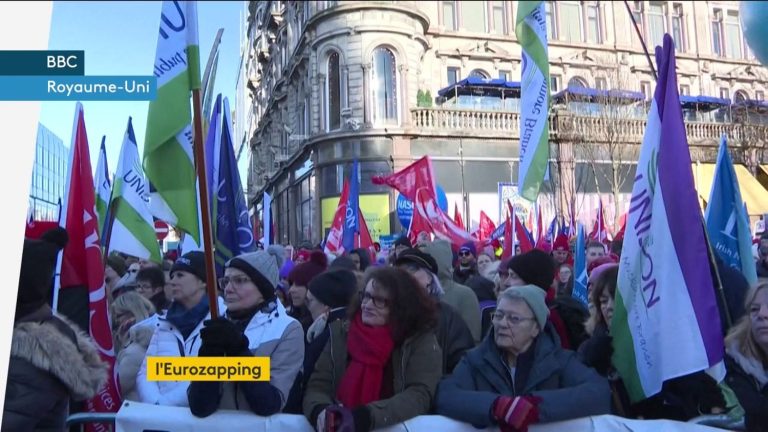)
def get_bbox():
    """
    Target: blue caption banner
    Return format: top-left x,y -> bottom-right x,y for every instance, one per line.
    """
0,51 -> 85,75
0,76 -> 156,101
